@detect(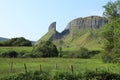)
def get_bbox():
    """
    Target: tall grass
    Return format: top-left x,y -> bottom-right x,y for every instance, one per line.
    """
0,58 -> 120,78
